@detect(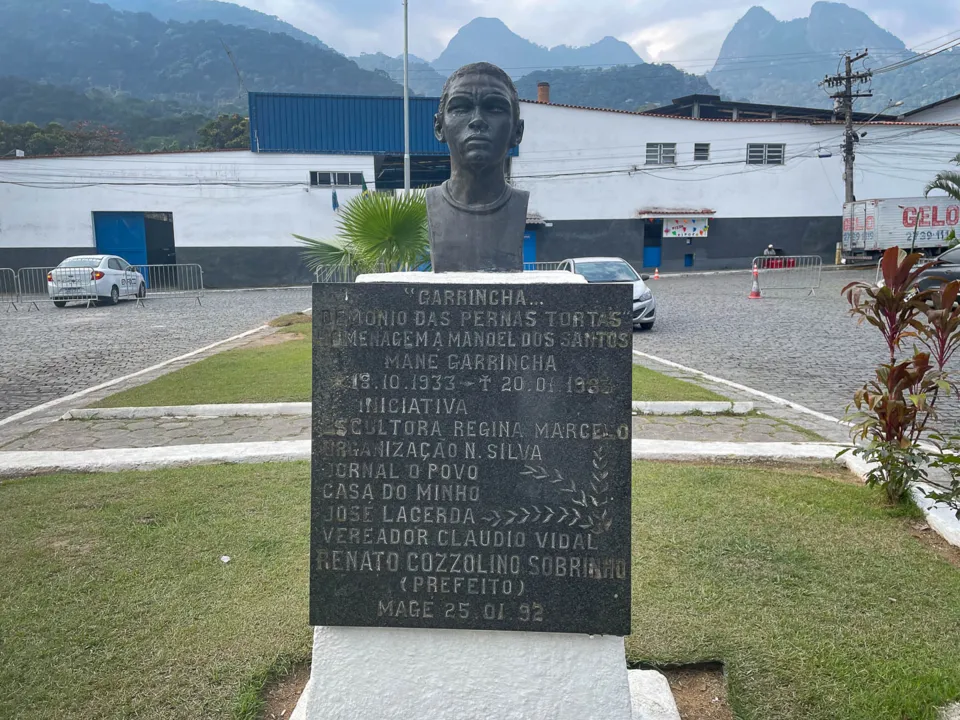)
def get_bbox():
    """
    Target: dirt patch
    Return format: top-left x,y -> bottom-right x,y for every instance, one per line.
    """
662,666 -> 733,720
41,536 -> 95,555
260,662 -> 310,719
904,518 -> 960,569
246,331 -> 302,348
269,312 -> 311,328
